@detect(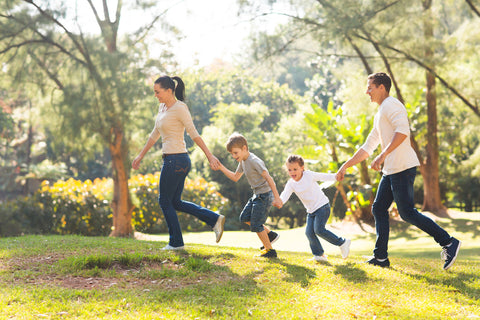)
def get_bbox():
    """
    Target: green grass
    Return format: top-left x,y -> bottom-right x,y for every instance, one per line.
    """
0,216 -> 479,319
